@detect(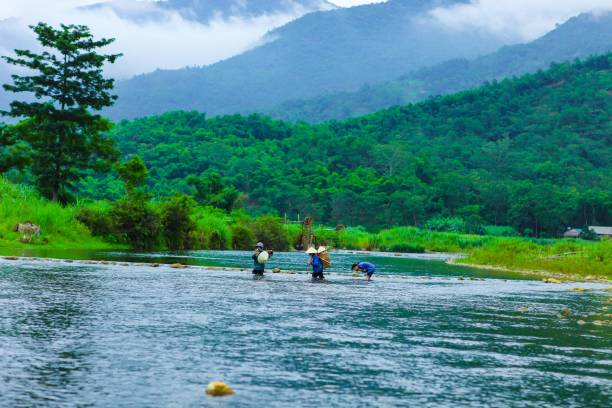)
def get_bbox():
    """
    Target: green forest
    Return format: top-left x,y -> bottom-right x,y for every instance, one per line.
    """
78,54 -> 612,237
